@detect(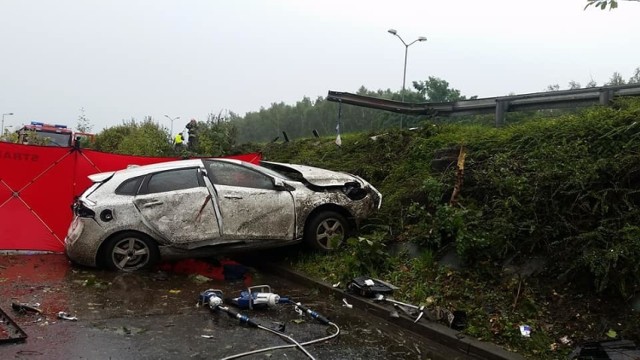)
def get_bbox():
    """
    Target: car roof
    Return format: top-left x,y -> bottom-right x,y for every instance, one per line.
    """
113,157 -> 250,177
